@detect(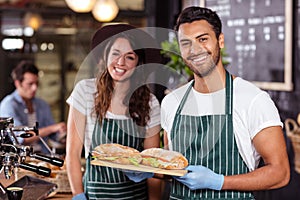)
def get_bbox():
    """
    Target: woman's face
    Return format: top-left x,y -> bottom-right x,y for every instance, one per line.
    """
107,37 -> 139,82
